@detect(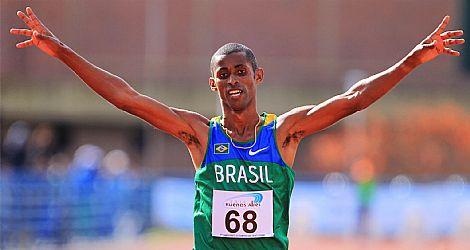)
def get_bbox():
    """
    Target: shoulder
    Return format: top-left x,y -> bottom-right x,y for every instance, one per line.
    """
257,109 -> 314,168
274,106 -> 316,166
276,105 -> 316,136
171,107 -> 210,124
